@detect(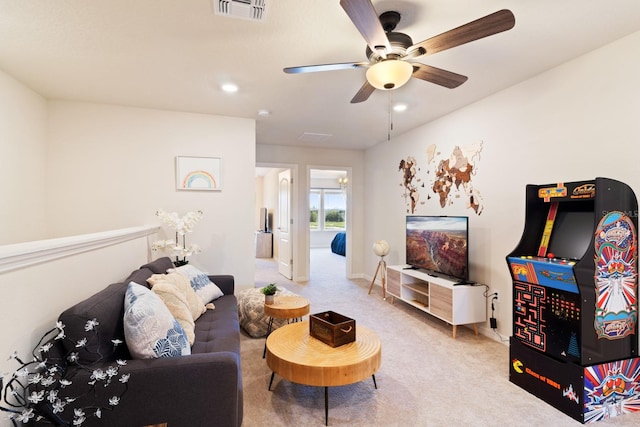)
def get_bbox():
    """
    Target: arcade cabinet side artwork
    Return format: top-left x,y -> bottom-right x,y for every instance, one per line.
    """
506,178 -> 640,423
